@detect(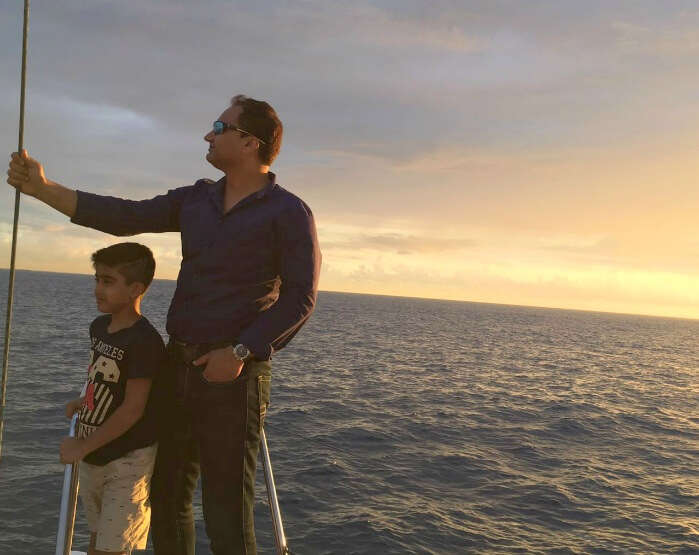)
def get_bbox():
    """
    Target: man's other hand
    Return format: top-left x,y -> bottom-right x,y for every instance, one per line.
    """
7,149 -> 48,196
193,346 -> 244,383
